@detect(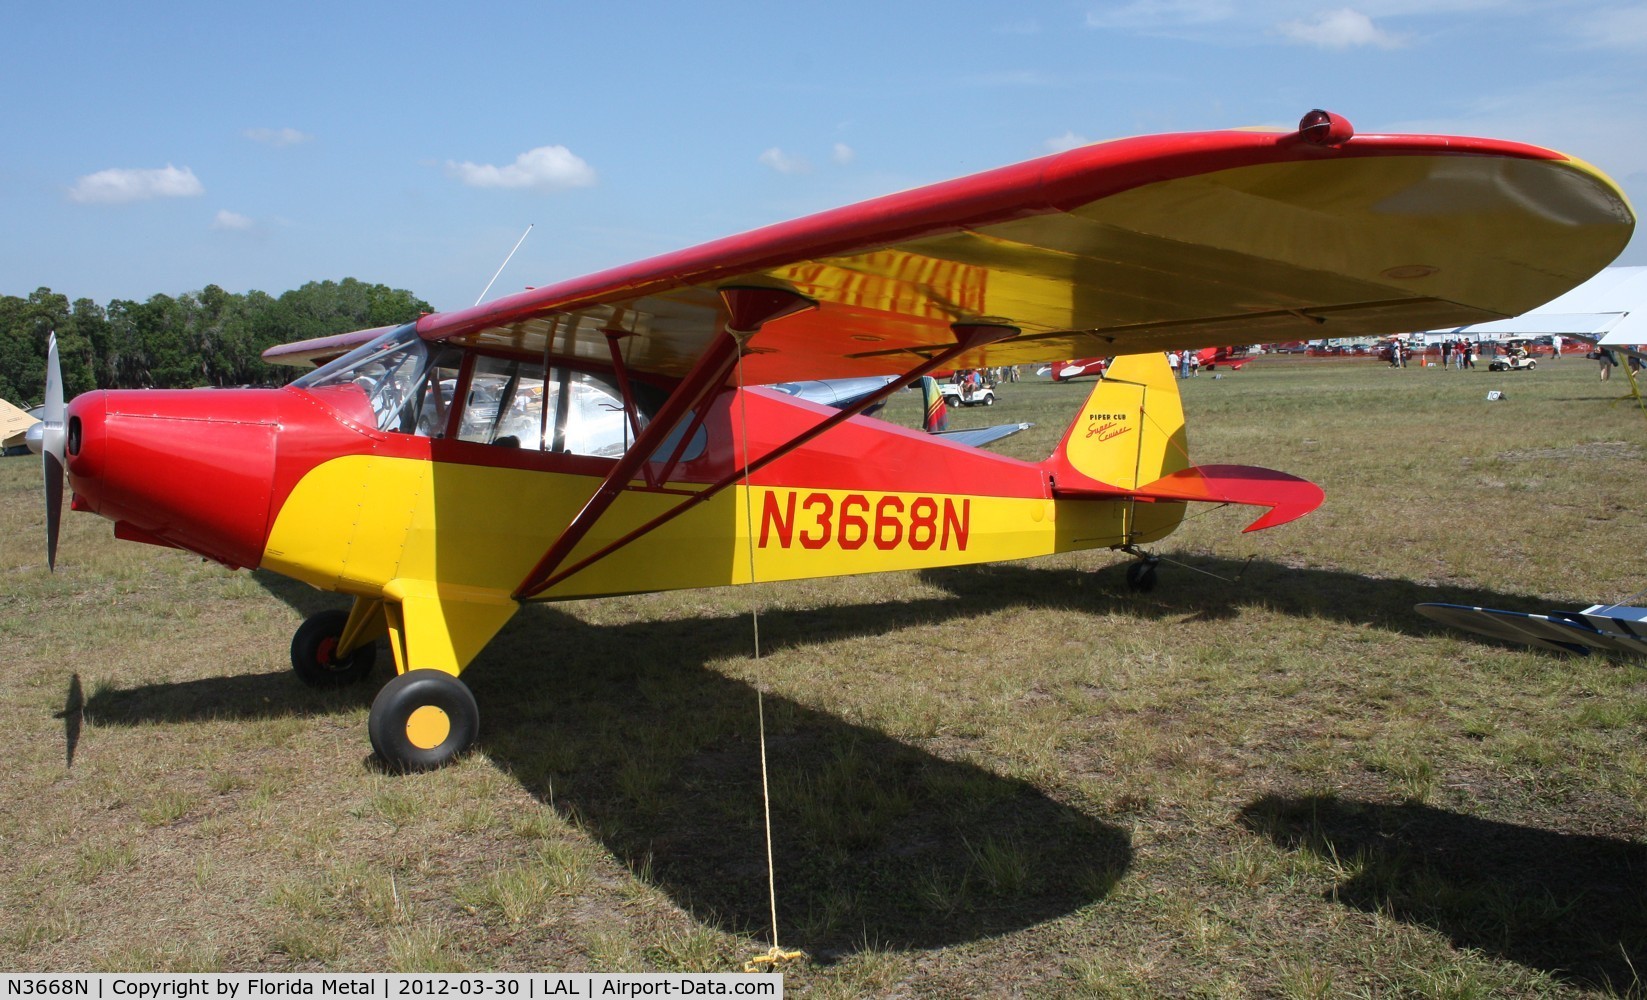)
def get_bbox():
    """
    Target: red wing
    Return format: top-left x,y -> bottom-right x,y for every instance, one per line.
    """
263,325 -> 400,368
267,118 -> 1632,380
